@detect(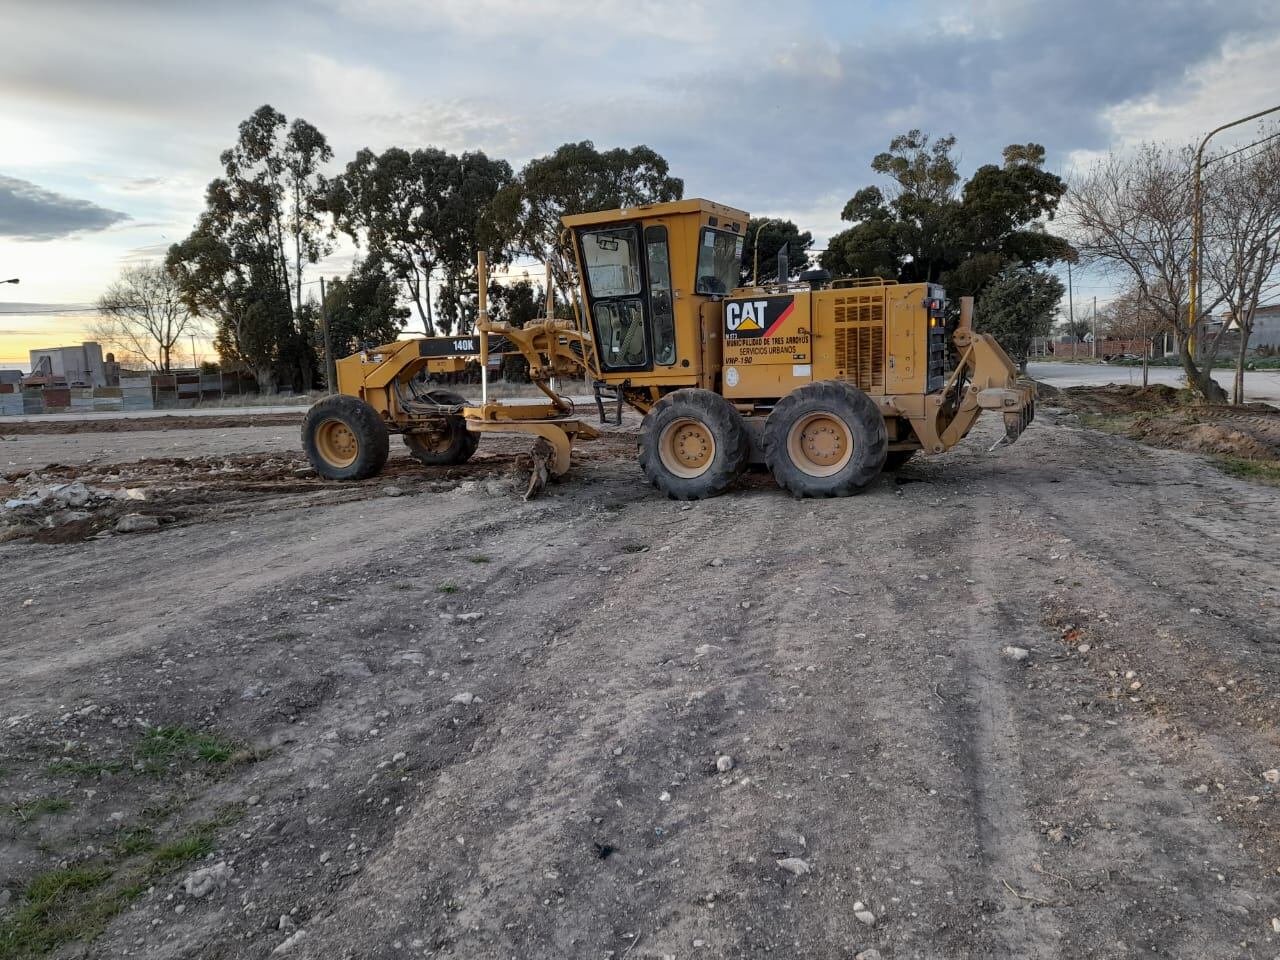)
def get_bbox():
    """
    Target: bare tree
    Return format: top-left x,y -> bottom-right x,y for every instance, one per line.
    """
91,263 -> 204,372
1098,285 -> 1173,386
1201,129 -> 1280,404
1067,144 -> 1228,401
